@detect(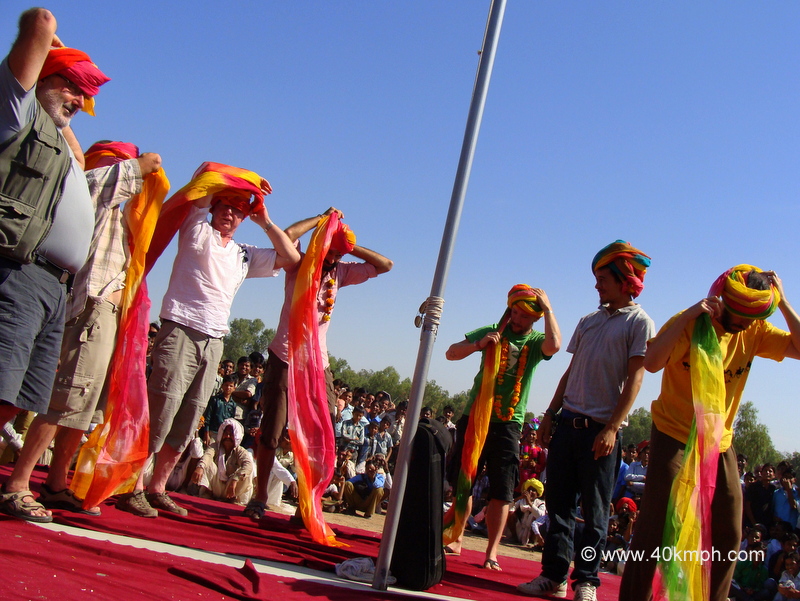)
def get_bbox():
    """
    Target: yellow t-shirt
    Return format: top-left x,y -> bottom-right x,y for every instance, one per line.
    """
650,312 -> 791,452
